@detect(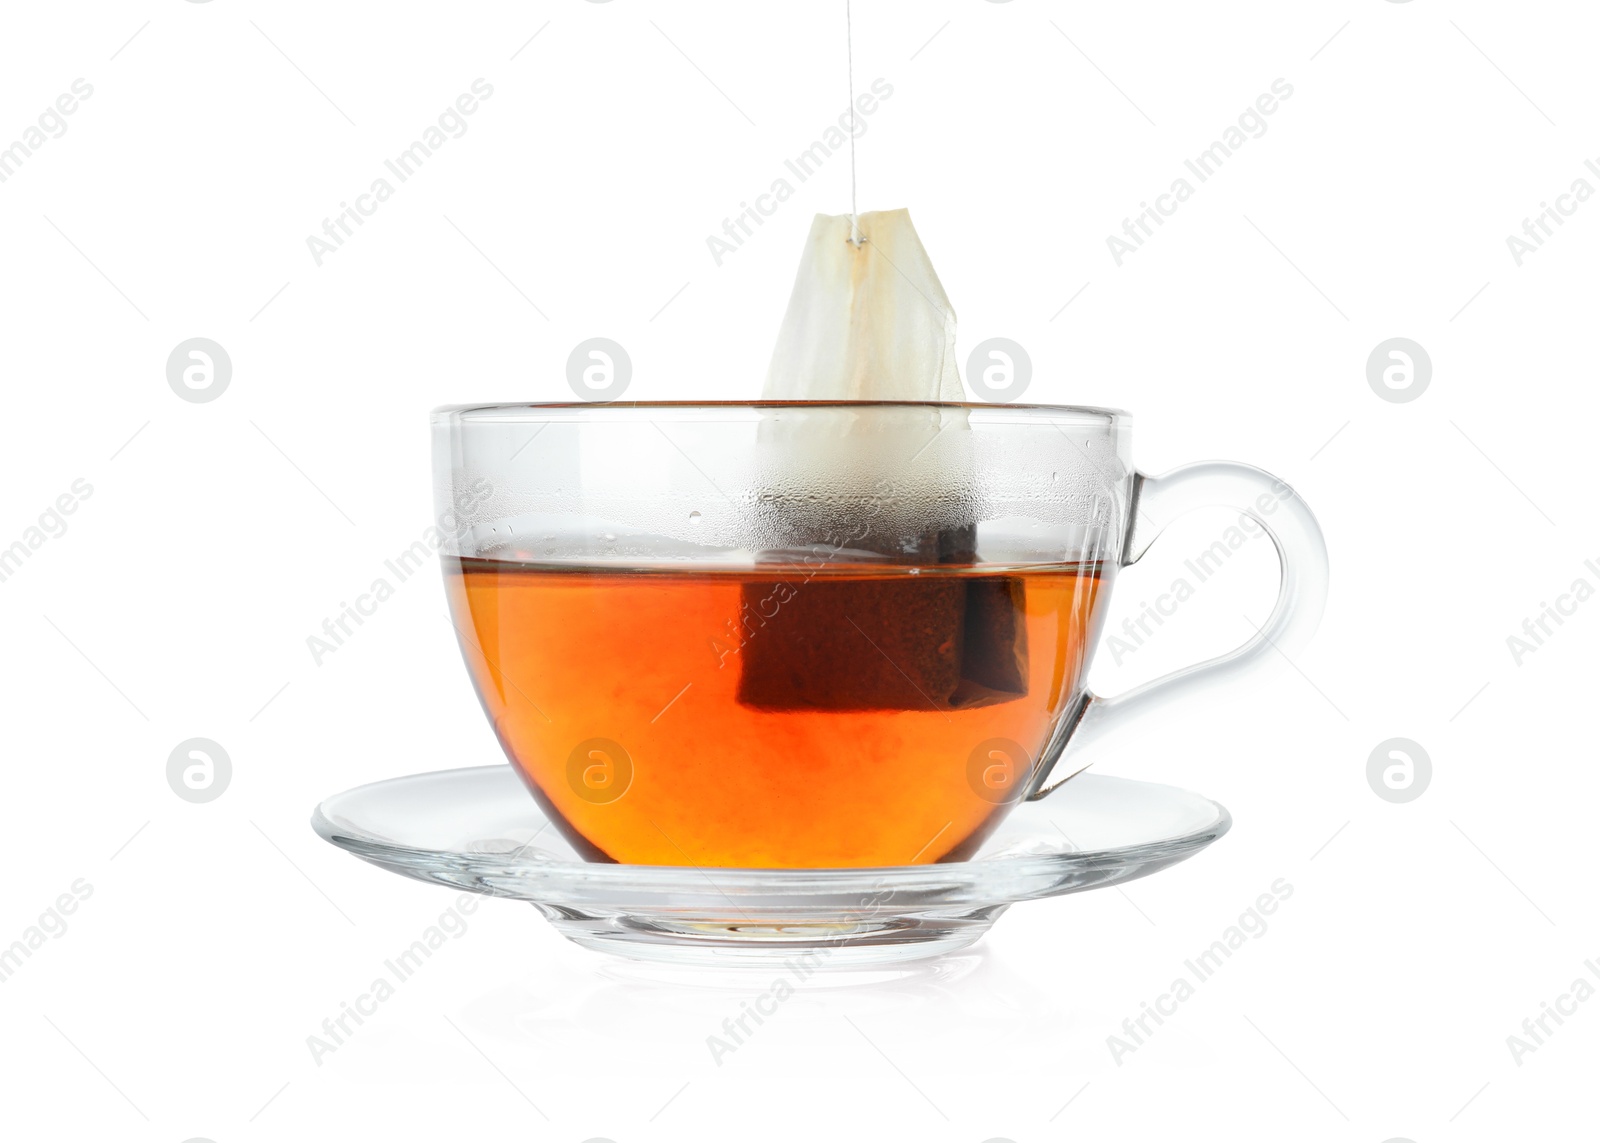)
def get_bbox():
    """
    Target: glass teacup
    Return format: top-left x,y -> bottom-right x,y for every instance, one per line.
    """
432,401 -> 1326,869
